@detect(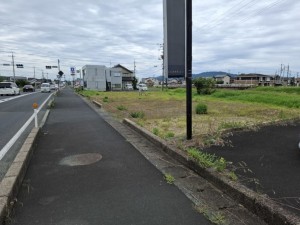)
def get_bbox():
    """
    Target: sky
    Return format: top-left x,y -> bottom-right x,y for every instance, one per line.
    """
0,0 -> 300,81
